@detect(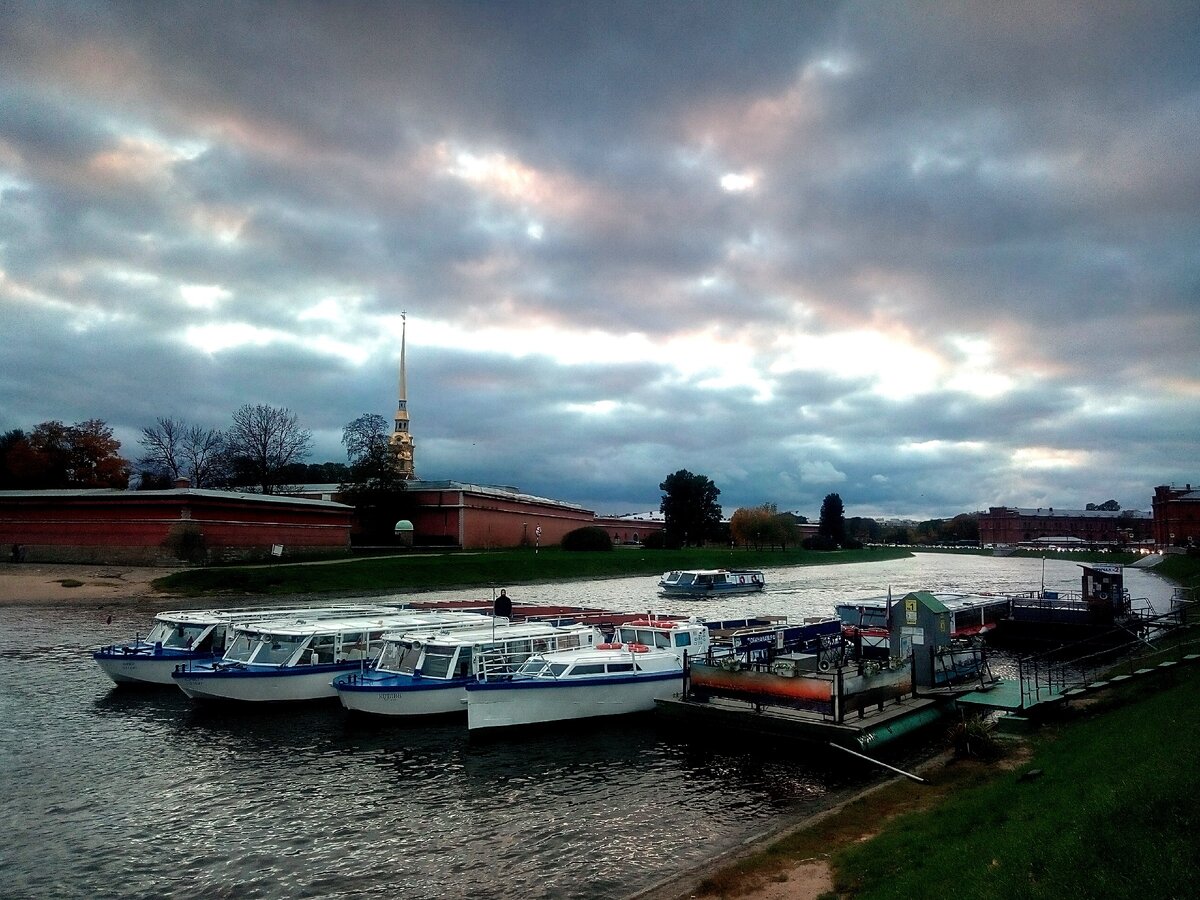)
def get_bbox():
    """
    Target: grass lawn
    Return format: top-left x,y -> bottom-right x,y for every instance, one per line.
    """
830,664 -> 1200,898
151,545 -> 912,596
